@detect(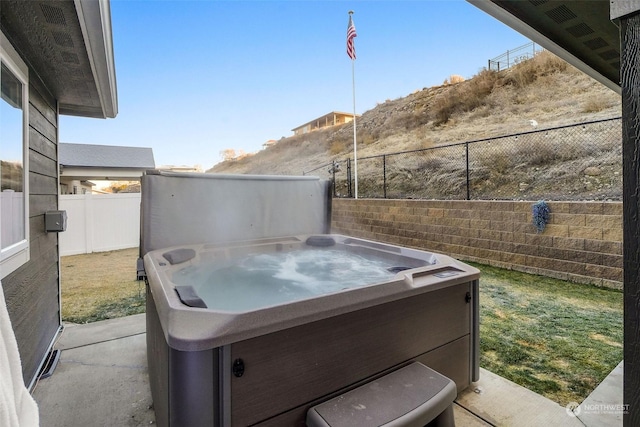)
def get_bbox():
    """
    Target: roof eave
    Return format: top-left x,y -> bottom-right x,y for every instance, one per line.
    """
68,0 -> 118,118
